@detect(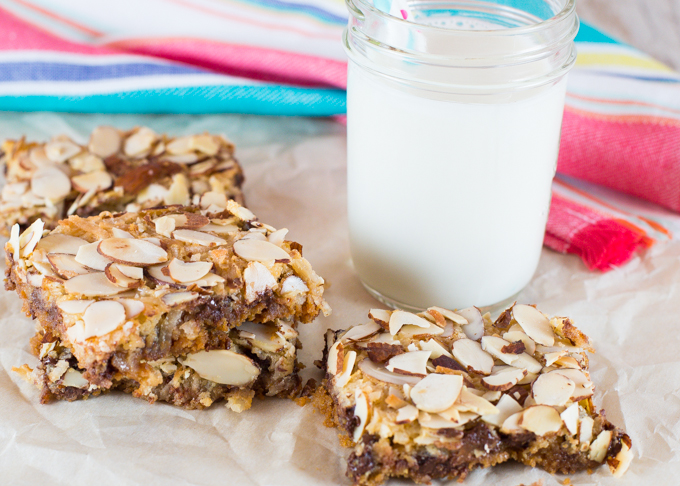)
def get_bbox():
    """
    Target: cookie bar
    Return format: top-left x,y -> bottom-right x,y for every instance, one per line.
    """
318,305 -> 631,485
0,126 -> 244,235
6,202 -> 330,410
16,317 -> 302,410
